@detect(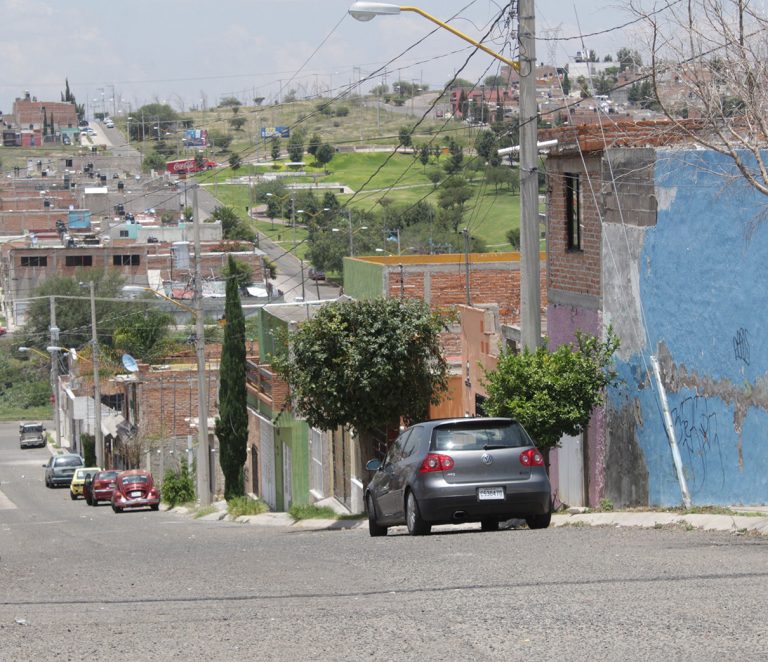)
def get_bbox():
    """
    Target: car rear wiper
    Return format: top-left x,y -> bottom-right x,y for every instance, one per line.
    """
483,444 -> 510,450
